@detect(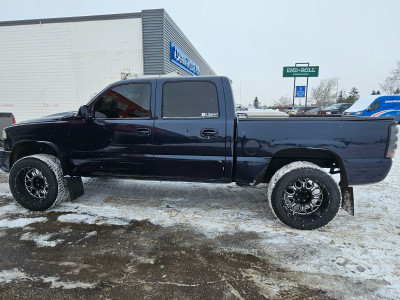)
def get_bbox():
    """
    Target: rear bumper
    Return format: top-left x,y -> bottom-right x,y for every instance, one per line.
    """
0,147 -> 11,172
